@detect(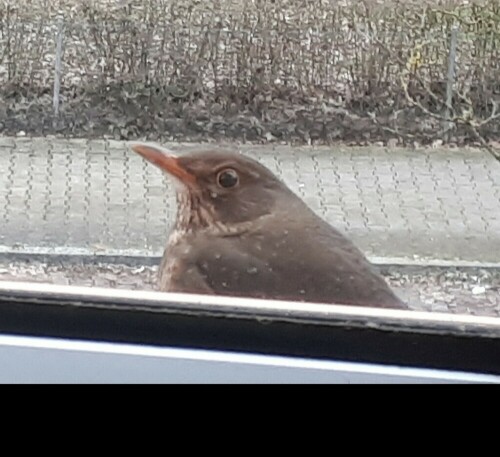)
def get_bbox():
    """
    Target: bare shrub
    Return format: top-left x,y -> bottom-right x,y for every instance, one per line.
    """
0,0 -> 498,148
